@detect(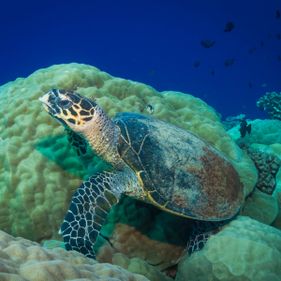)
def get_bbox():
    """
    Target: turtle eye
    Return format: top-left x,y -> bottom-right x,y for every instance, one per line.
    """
59,99 -> 72,109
